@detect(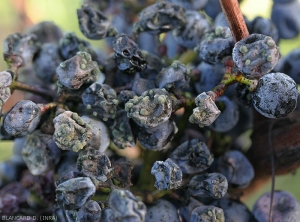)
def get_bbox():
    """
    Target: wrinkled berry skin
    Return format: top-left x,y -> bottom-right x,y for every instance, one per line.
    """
77,200 -> 102,222
4,100 -> 42,137
0,70 -> 13,107
77,5 -> 118,40
113,33 -> 147,74
108,189 -> 147,222
232,34 -> 280,78
133,1 -> 186,35
252,72 -> 298,118
190,205 -> 225,222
